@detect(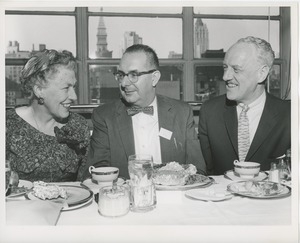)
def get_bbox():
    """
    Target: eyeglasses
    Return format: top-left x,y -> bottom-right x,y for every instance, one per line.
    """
113,69 -> 157,83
